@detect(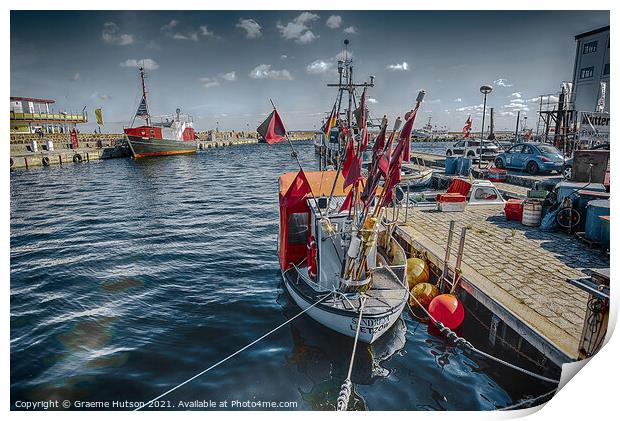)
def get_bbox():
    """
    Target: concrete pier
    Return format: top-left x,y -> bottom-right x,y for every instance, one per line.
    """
9,132 -> 268,170
391,204 -> 609,366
